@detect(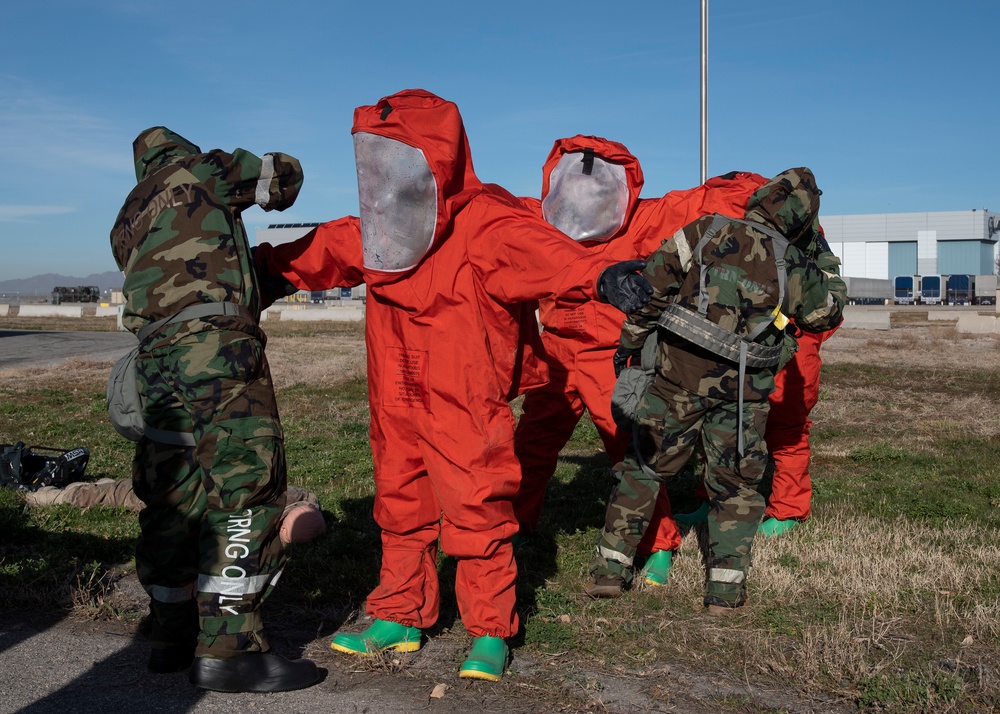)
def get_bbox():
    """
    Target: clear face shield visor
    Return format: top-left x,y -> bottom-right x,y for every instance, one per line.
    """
354,132 -> 438,272
541,151 -> 628,243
